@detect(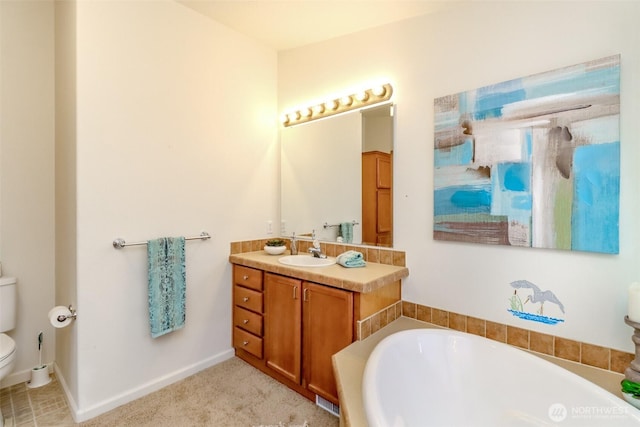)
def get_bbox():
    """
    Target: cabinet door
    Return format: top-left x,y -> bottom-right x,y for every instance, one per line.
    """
376,155 -> 392,189
264,273 -> 302,384
376,188 -> 392,233
303,282 -> 354,405
362,151 -> 393,246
